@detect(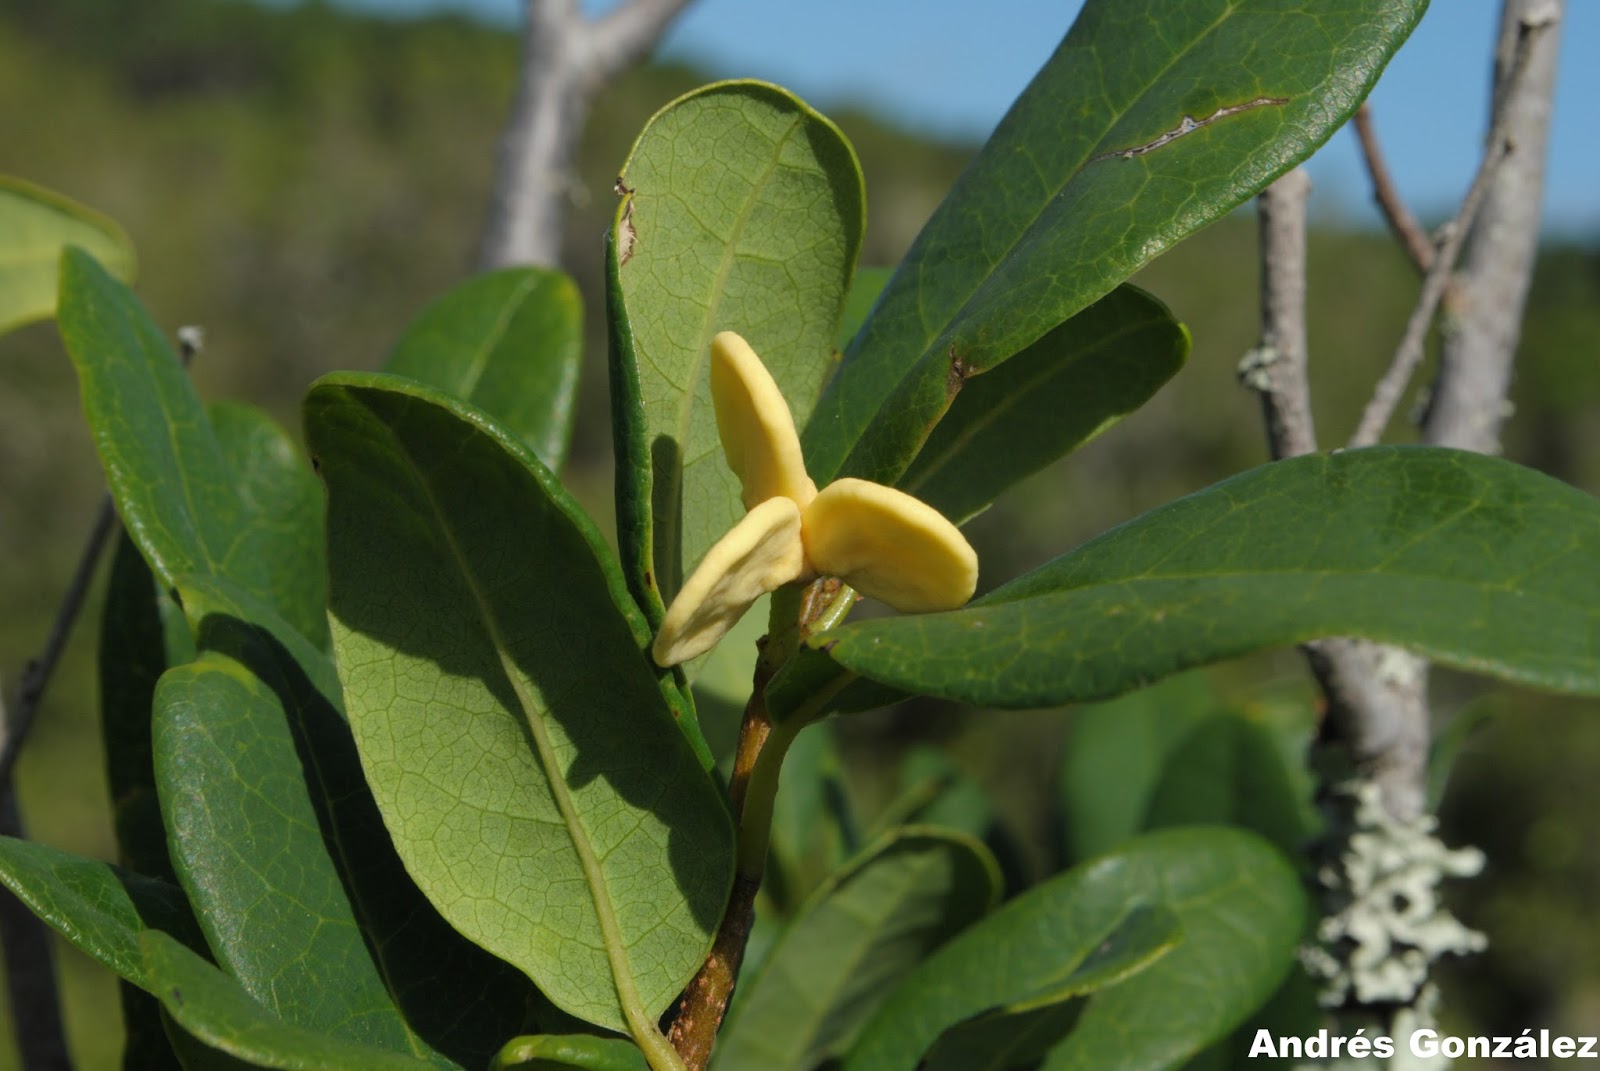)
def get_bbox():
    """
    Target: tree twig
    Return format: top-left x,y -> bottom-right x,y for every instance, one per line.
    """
1348,10 -> 1553,449
1351,103 -> 1435,274
0,500 -> 116,790
477,0 -> 691,269
0,691 -> 73,1071
1423,0 -> 1562,452
1242,168 -> 1318,460
667,580 -> 850,1069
